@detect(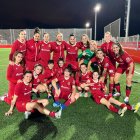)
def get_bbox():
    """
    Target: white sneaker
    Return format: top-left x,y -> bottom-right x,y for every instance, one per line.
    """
24,111 -> 31,119
55,109 -> 62,119
124,97 -> 129,104
0,95 -> 7,101
118,106 -> 127,117
113,92 -> 121,97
